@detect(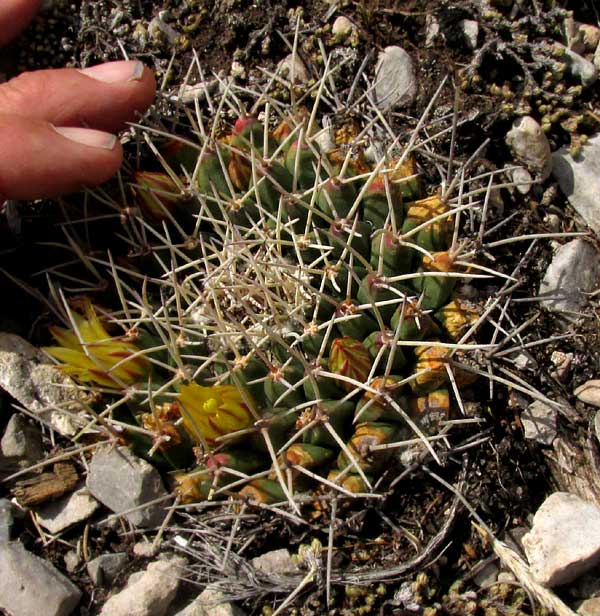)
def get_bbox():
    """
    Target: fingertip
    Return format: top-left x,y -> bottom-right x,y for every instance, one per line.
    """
0,0 -> 42,47
0,114 -> 124,200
